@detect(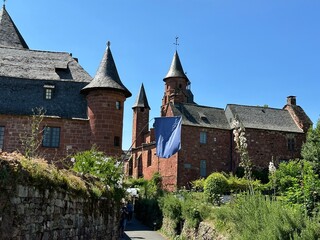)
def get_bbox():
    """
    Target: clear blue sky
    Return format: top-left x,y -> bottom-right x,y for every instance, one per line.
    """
6,0 -> 320,150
